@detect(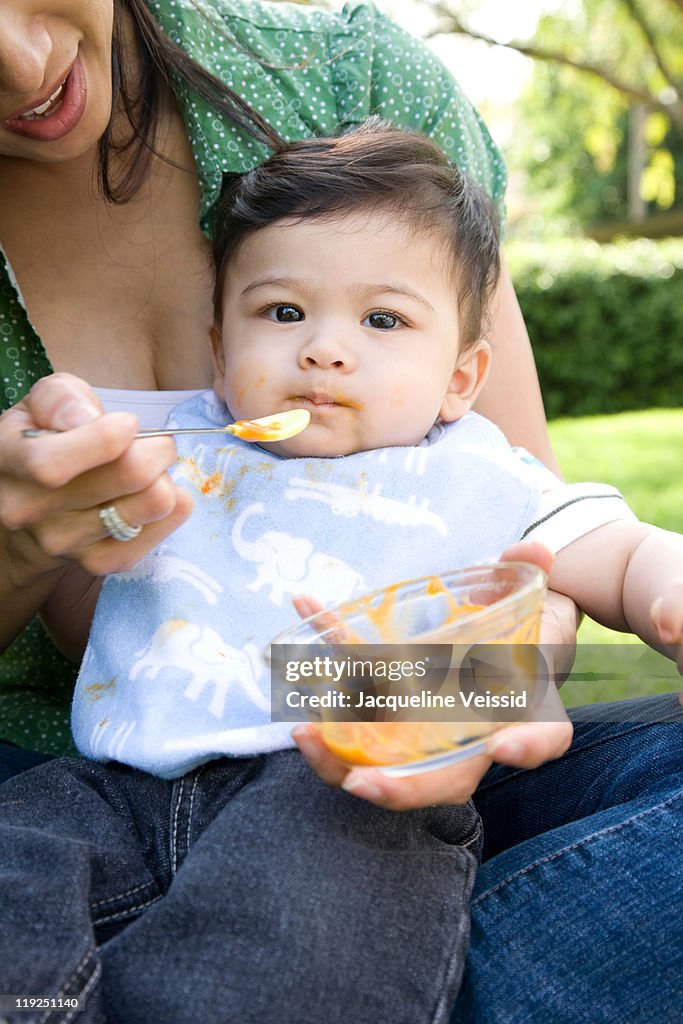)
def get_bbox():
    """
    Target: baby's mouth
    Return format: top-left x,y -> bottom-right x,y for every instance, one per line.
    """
292,392 -> 360,409
298,393 -> 342,407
